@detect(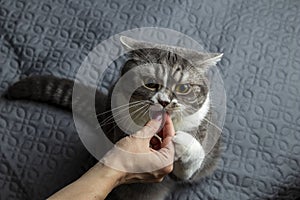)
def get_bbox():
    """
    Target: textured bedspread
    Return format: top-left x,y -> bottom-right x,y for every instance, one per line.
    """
0,0 -> 299,199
